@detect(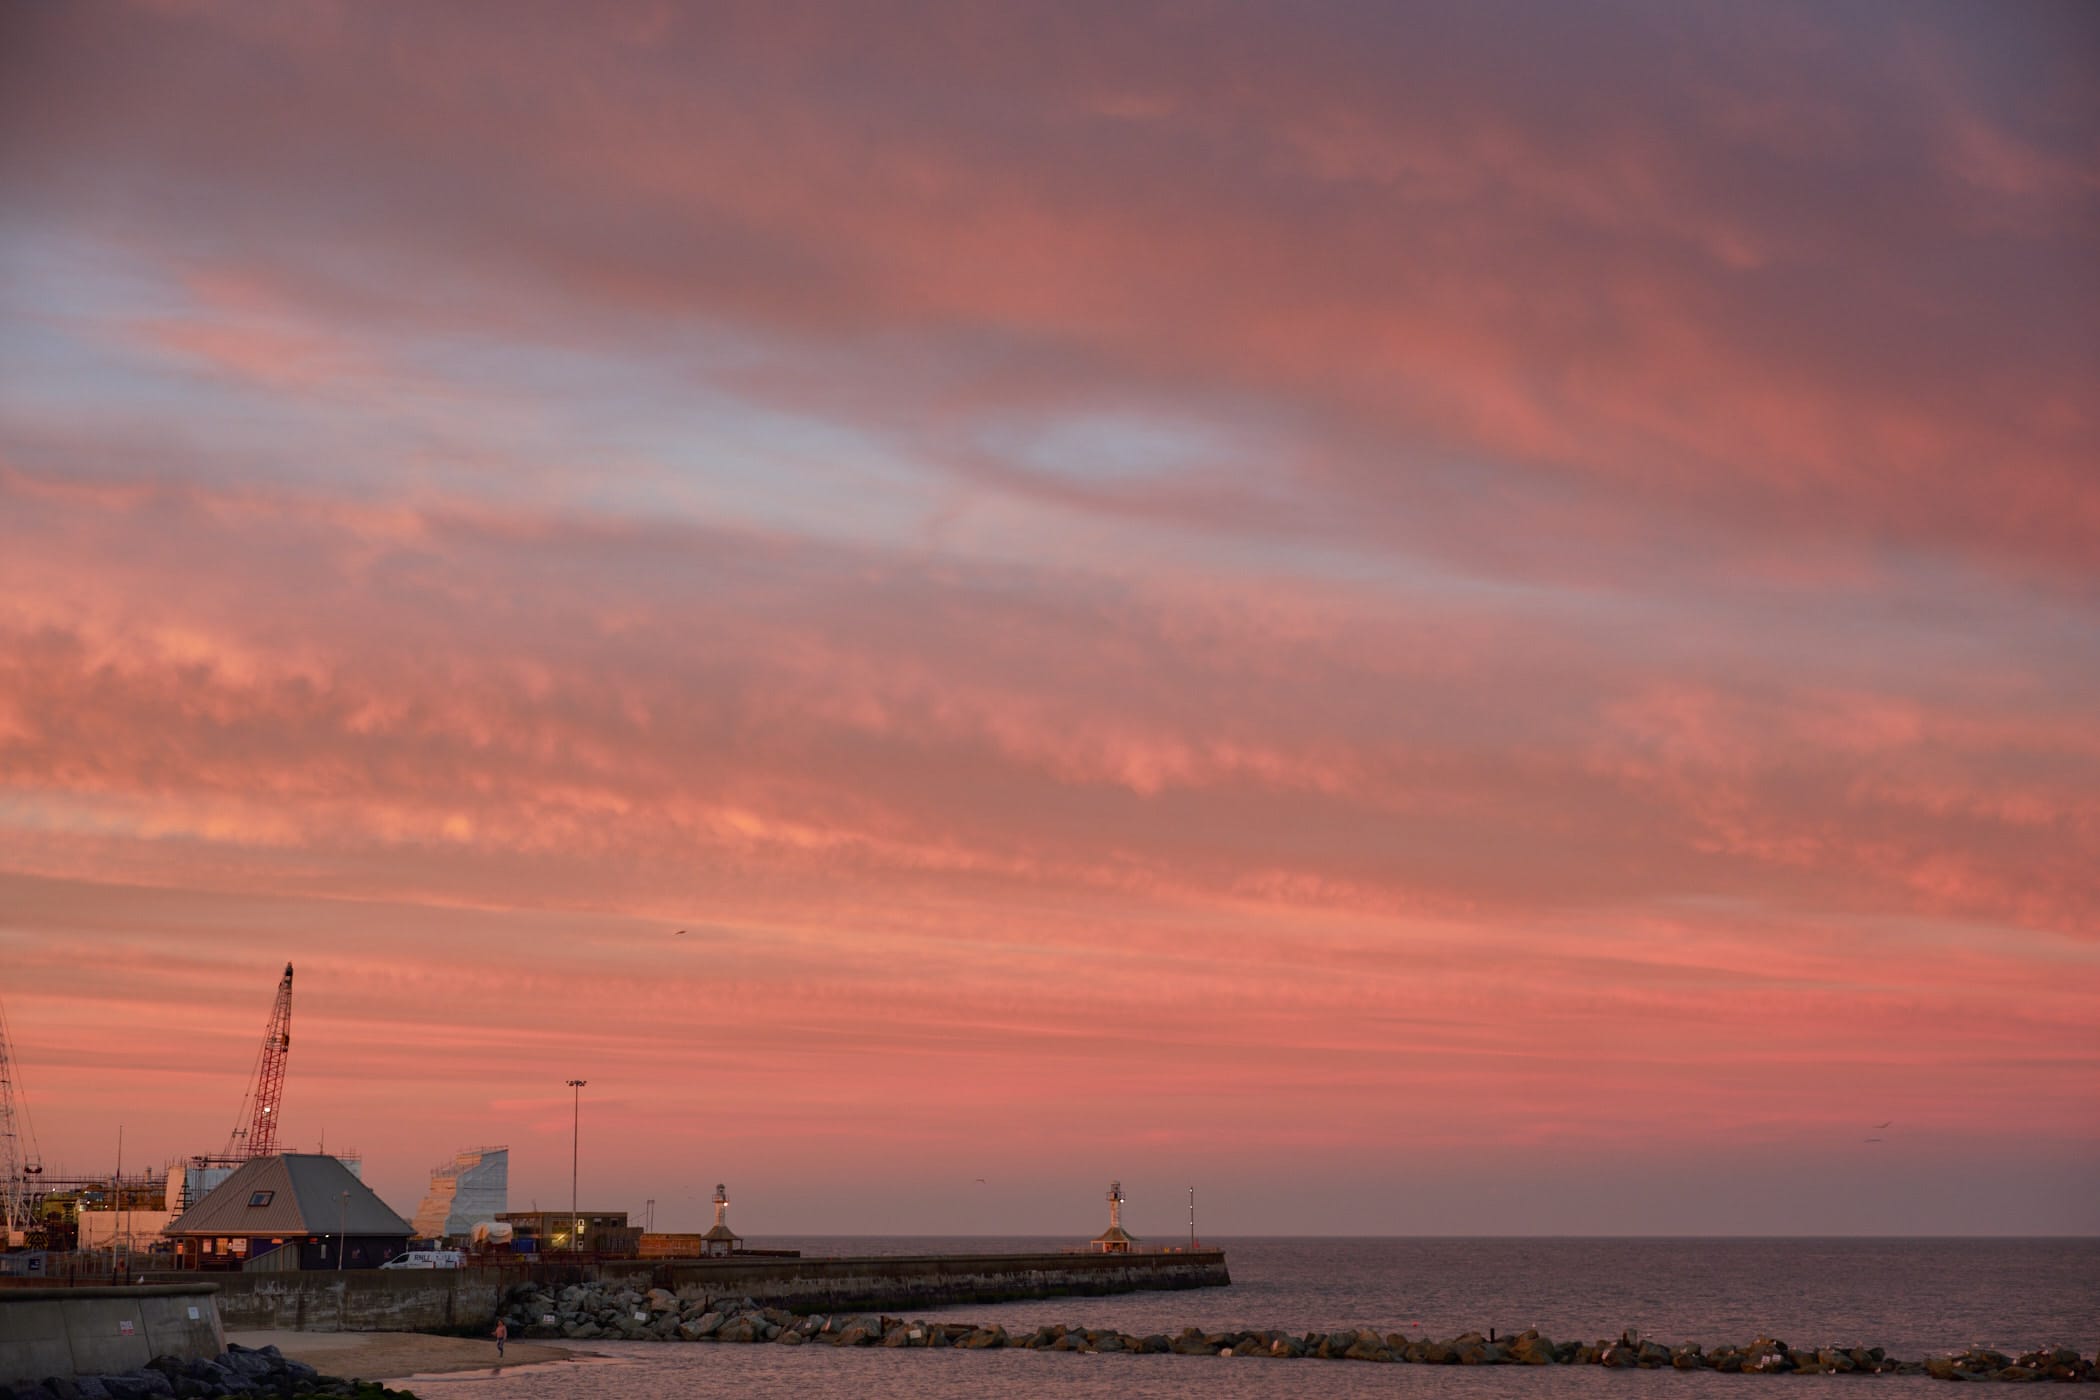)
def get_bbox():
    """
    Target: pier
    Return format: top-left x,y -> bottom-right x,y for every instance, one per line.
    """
146,1249 -> 1230,1333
